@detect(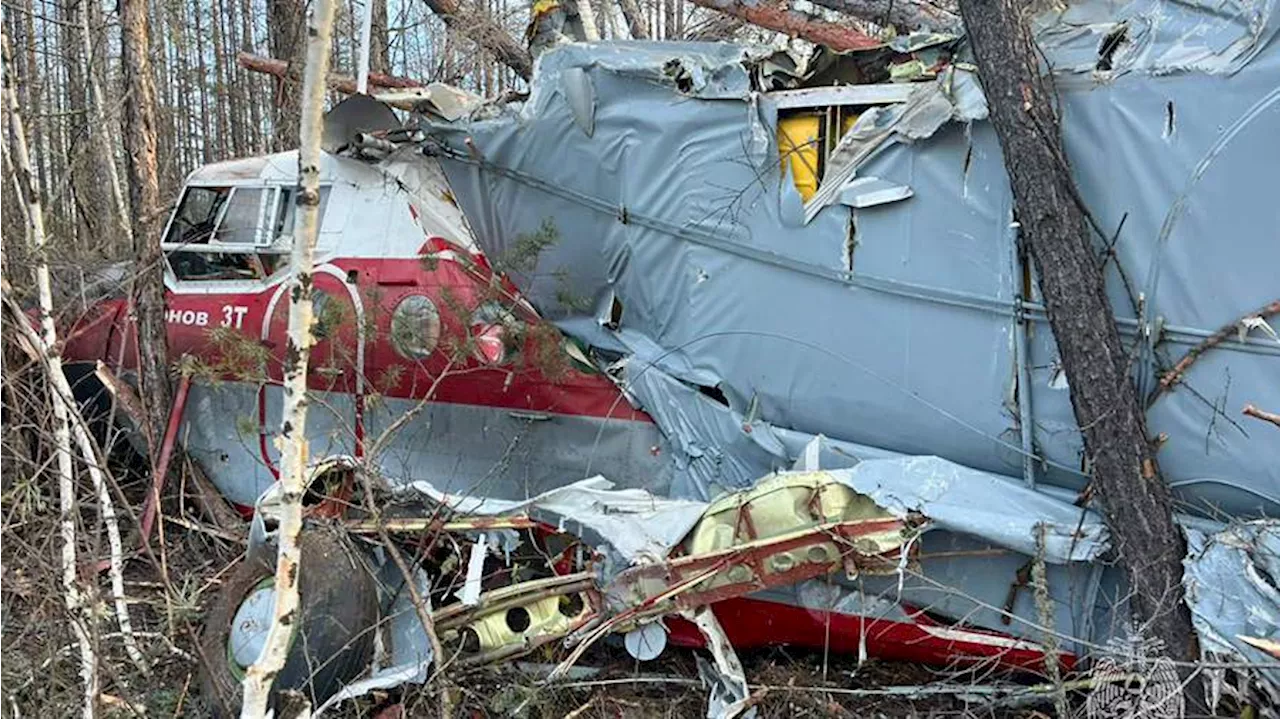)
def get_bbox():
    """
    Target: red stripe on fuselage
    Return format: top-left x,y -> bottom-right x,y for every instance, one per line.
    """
64,256 -> 652,424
